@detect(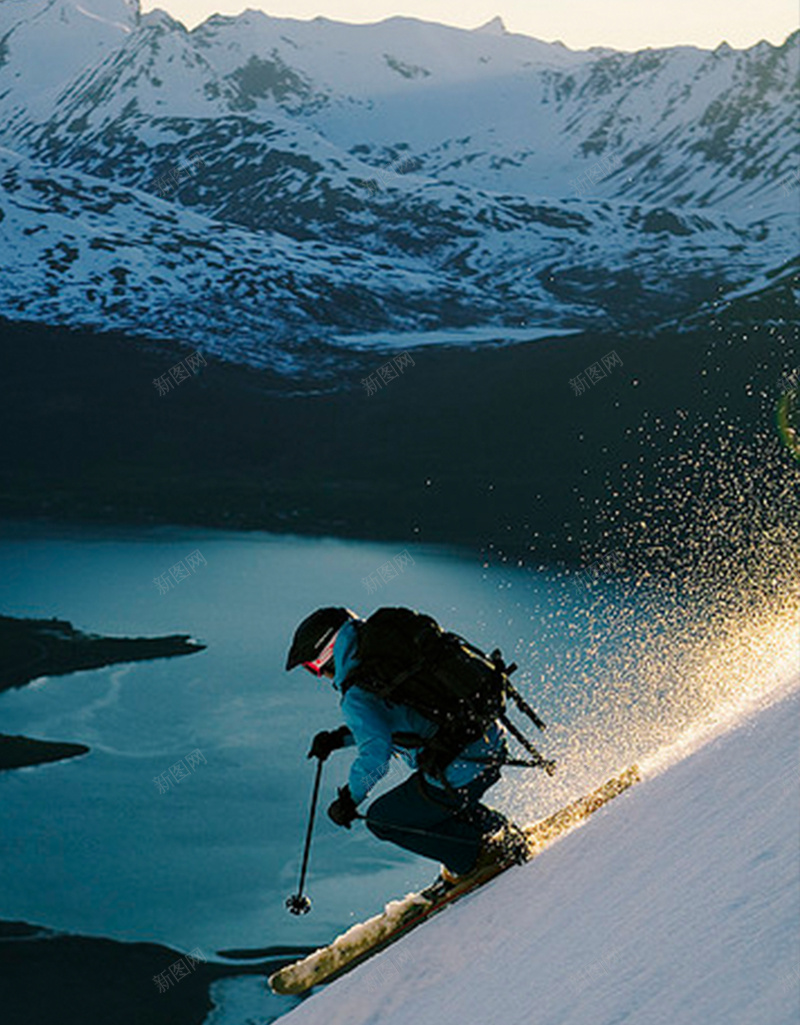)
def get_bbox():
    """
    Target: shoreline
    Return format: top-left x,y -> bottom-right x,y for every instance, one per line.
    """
0,919 -> 297,1025
0,615 -> 205,770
